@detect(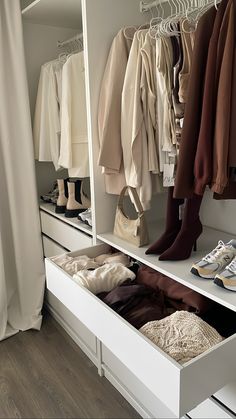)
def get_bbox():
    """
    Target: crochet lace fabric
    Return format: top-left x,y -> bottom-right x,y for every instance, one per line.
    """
139,311 -> 223,365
